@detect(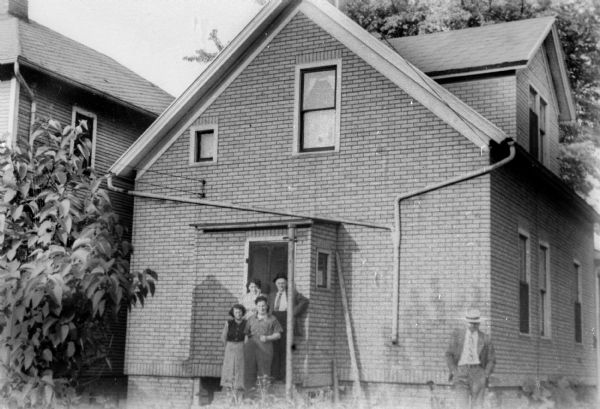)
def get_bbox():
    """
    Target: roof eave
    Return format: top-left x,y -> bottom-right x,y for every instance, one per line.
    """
549,26 -> 576,122
17,57 -> 161,118
111,0 -> 510,177
109,0 -> 295,177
